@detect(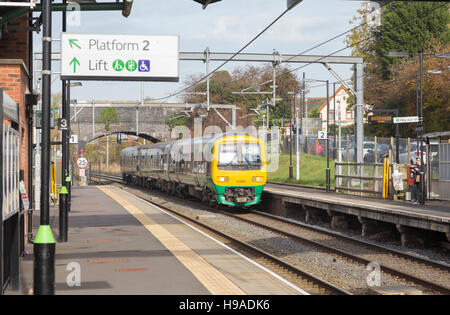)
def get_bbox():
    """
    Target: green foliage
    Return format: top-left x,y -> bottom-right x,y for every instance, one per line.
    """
166,113 -> 189,131
345,2 -> 449,136
308,106 -> 320,118
181,65 -> 301,131
377,2 -> 450,77
99,107 -> 119,132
